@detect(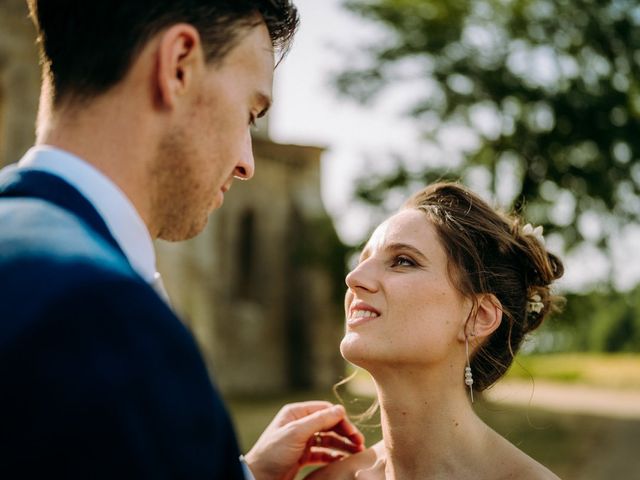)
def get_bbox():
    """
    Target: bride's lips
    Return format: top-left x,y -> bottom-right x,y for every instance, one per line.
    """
347,301 -> 381,328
